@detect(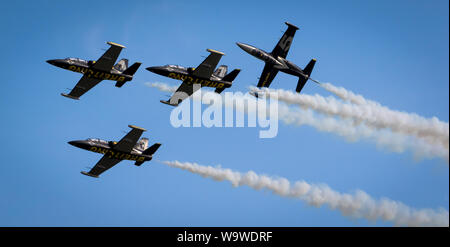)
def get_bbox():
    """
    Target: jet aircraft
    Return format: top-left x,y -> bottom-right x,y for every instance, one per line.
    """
47,42 -> 141,100
236,22 -> 317,94
68,125 -> 161,178
147,49 -> 240,106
